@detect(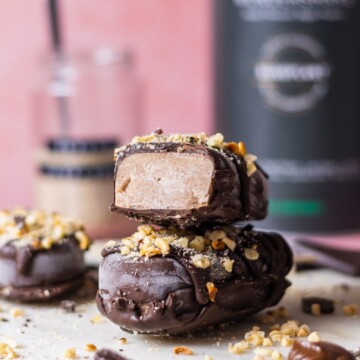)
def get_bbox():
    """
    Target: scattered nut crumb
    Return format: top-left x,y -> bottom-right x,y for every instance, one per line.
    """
252,355 -> 265,360
204,355 -> 213,360
85,344 -> 97,352
228,340 -> 249,354
119,337 -> 127,344
173,346 -> 193,355
342,304 -> 358,316
0,342 -> 18,359
254,348 -> 273,356
262,338 -> 273,346
297,324 -> 310,337
280,336 -> 294,347
308,332 -> 321,342
10,309 -> 24,318
90,314 -> 104,324
64,347 -> 76,359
